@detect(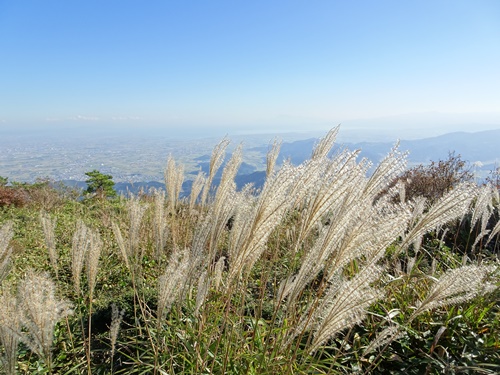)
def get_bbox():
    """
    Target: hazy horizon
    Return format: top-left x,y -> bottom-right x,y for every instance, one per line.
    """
2,110 -> 500,144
